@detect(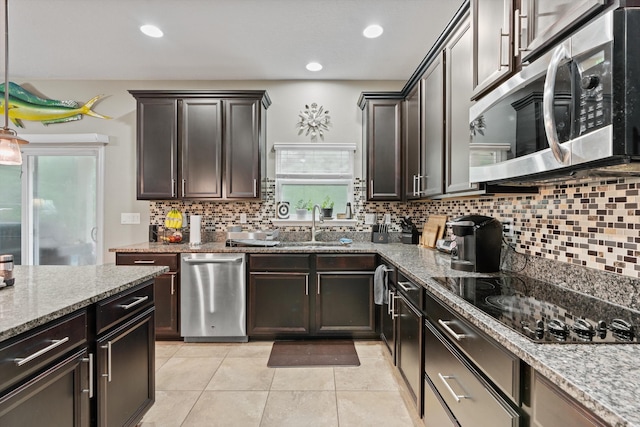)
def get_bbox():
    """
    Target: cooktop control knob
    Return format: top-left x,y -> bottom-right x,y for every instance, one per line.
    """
596,320 -> 607,339
581,75 -> 600,90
